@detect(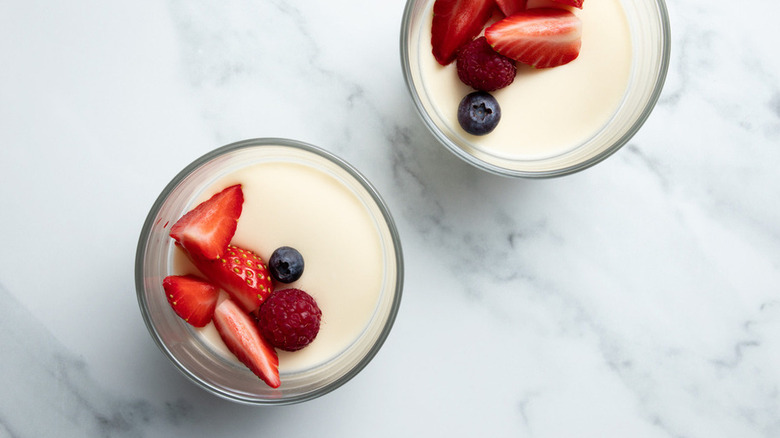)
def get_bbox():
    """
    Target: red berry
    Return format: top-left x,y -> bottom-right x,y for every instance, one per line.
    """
169,184 -> 243,260
485,8 -> 582,69
431,0 -> 495,65
213,297 -> 280,388
456,37 -> 517,91
551,0 -> 584,9
162,275 -> 218,327
257,289 -> 322,352
495,0 -> 528,17
183,244 -> 274,313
